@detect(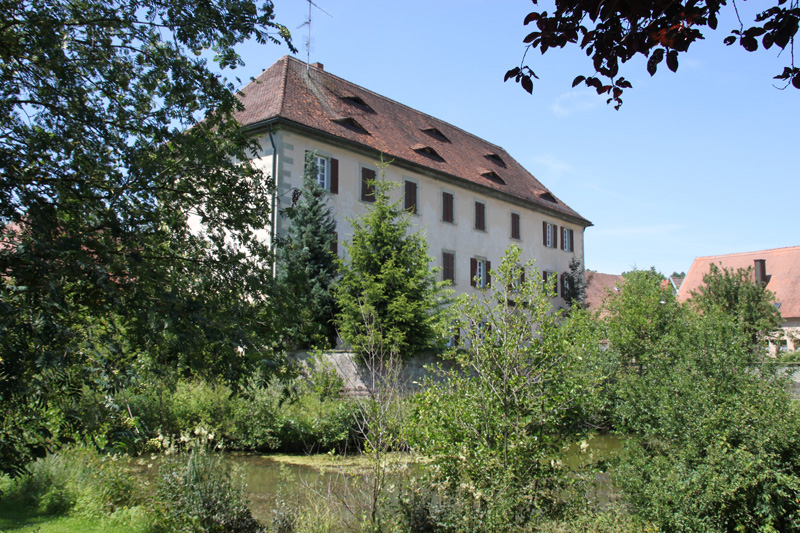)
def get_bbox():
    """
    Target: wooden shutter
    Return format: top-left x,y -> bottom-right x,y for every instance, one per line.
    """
443,252 -> 455,283
361,168 -> 375,202
443,192 -> 454,223
486,261 -> 492,287
520,266 -> 525,284
470,258 -> 477,287
569,229 -> 574,252
331,231 -> 338,256
511,213 -> 520,239
475,202 -> 485,231
405,180 -> 417,214
543,221 -> 547,246
330,158 -> 339,194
